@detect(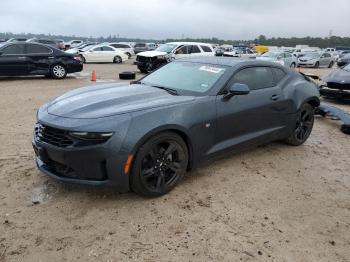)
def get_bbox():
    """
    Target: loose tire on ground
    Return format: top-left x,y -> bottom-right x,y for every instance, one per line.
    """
119,71 -> 136,80
131,132 -> 189,197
